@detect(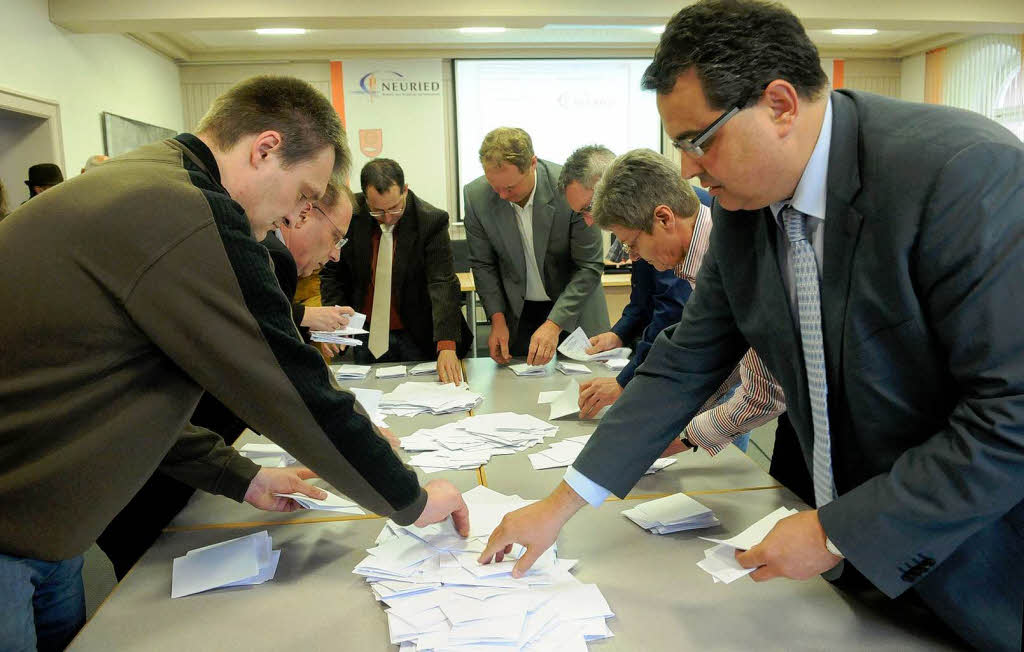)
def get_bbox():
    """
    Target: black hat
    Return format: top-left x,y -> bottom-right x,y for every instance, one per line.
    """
25,163 -> 64,188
